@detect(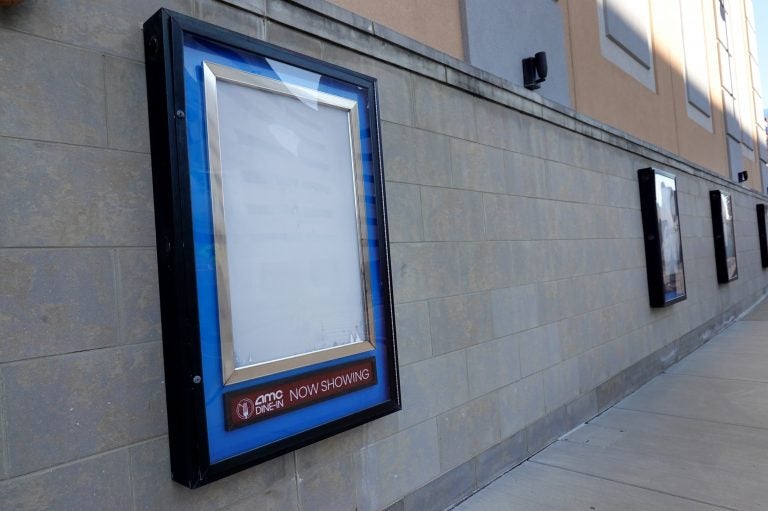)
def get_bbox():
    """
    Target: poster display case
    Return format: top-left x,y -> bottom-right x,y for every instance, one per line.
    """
709,190 -> 738,283
638,167 -> 687,307
143,9 -> 400,487
758,204 -> 768,268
